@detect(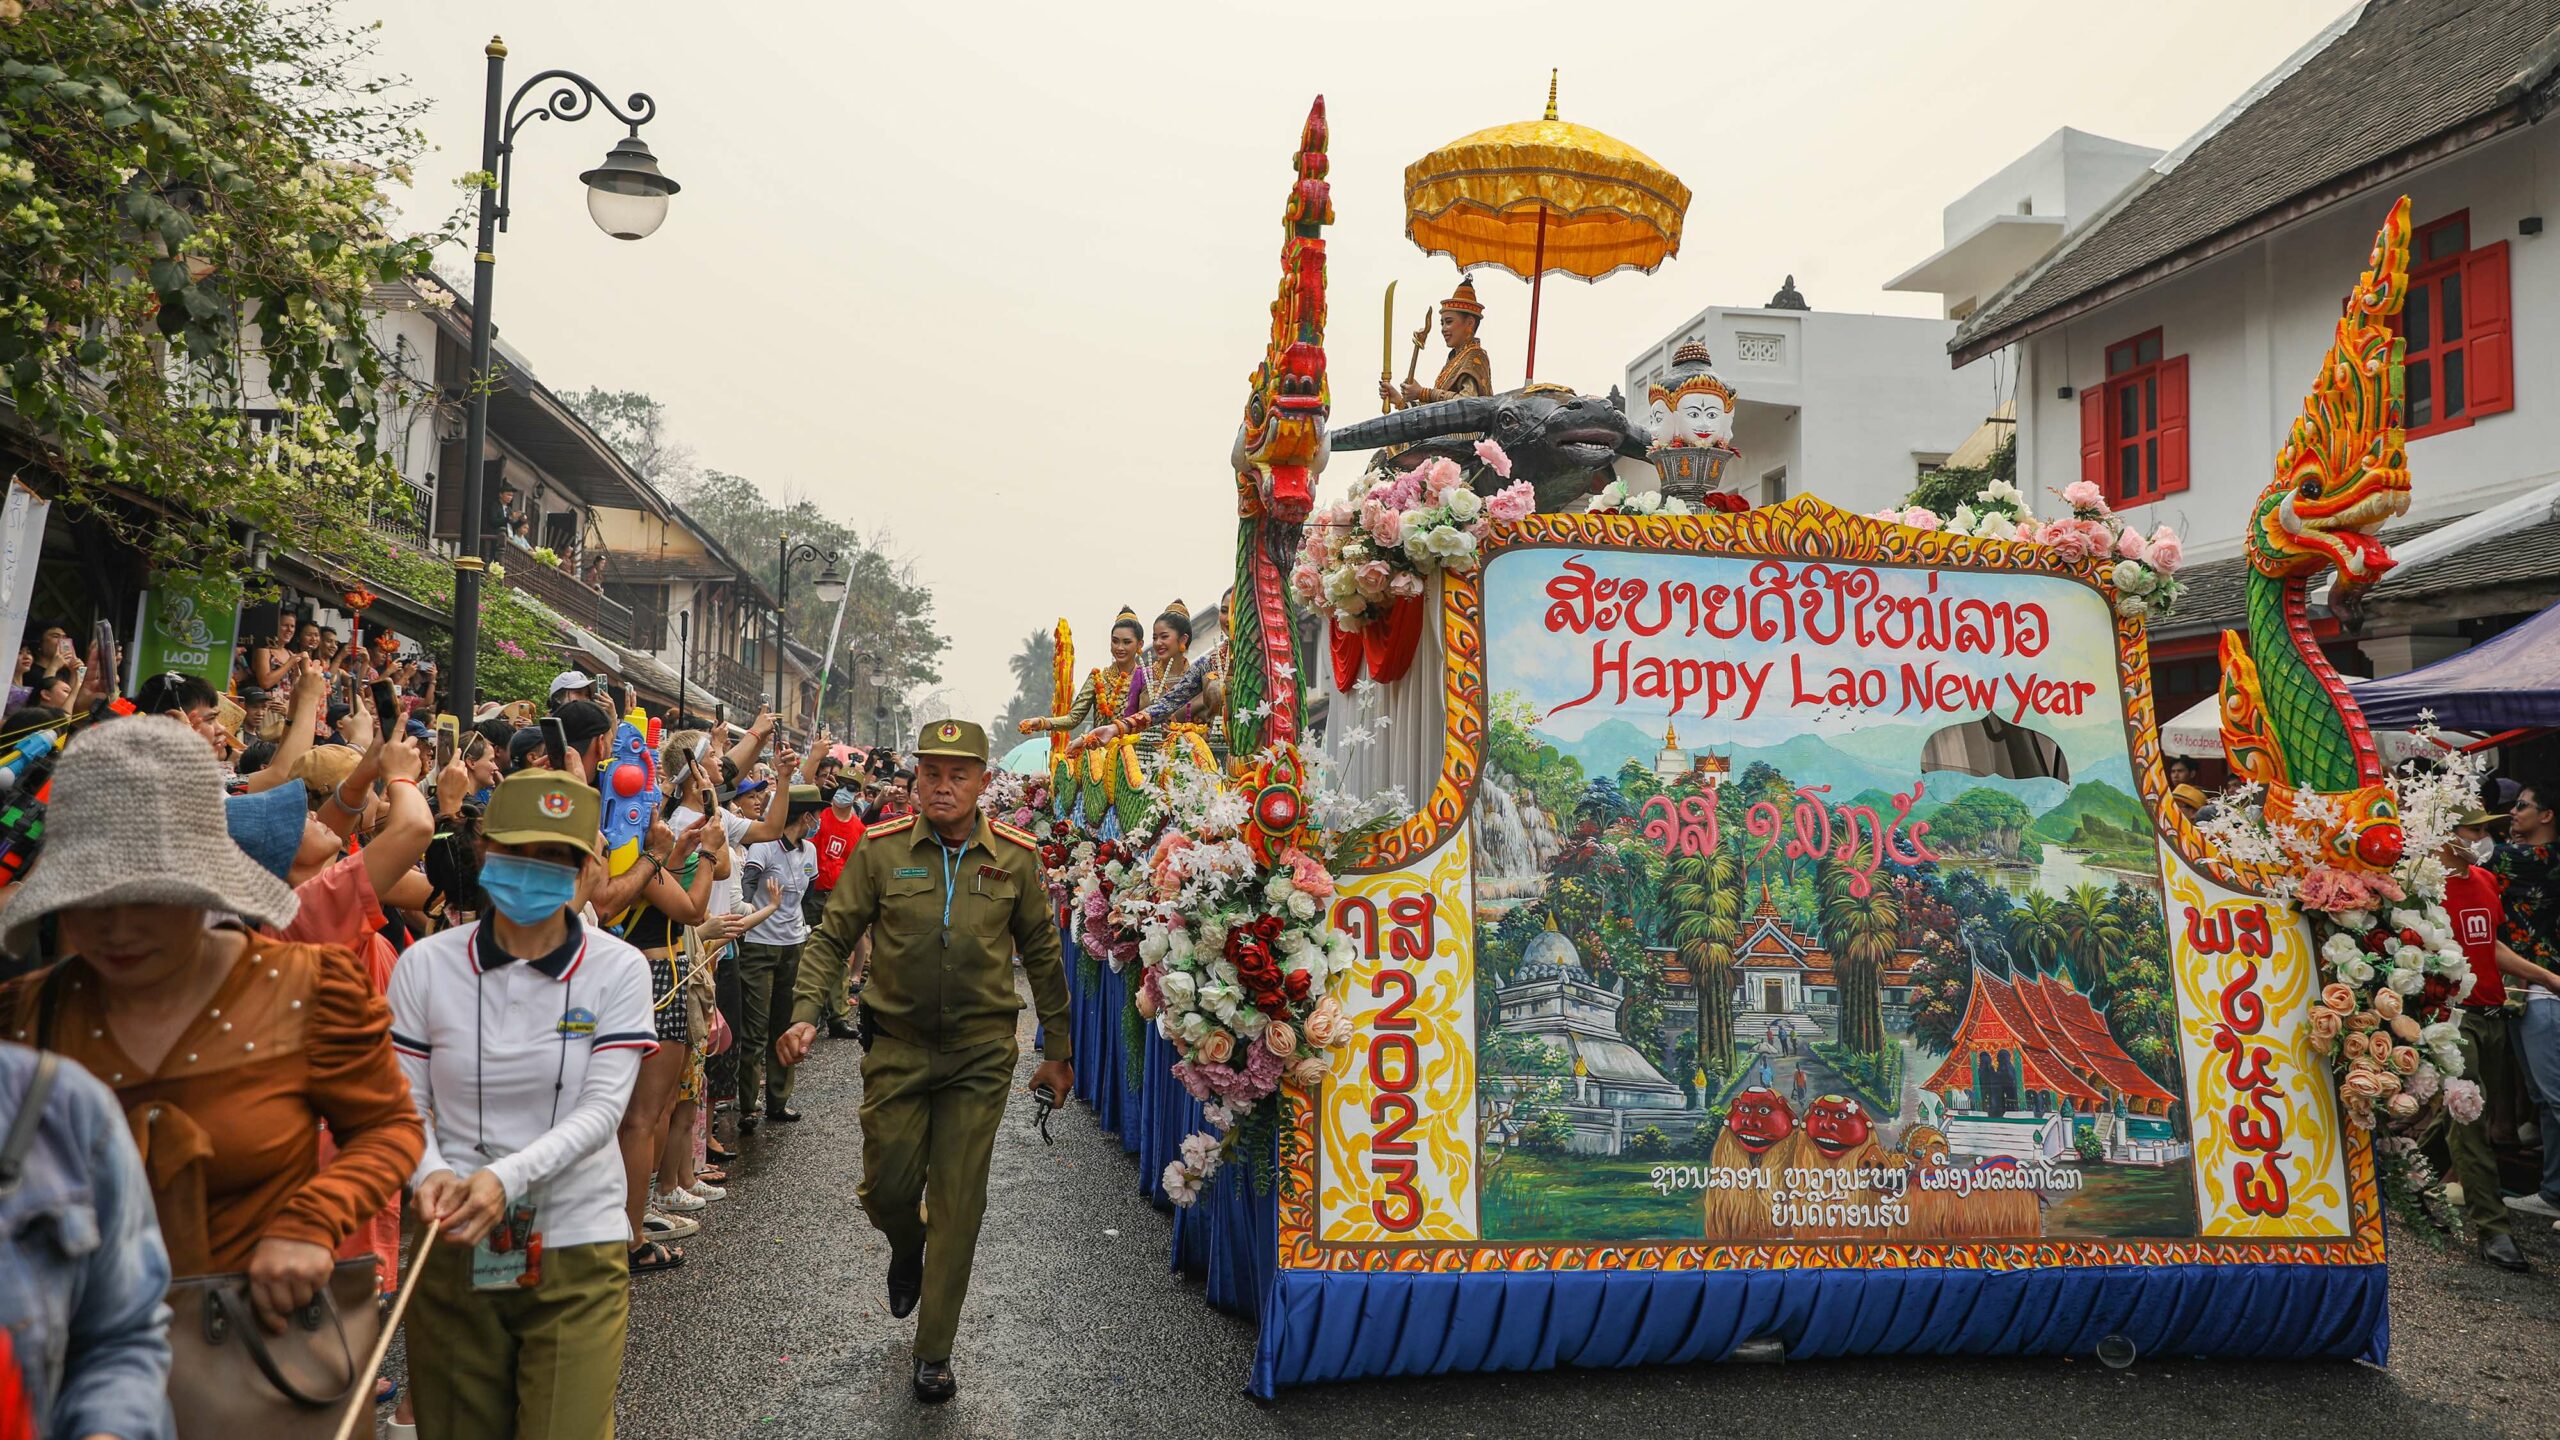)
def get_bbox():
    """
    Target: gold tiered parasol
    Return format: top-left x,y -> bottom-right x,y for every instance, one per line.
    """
1402,71 -> 1690,379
